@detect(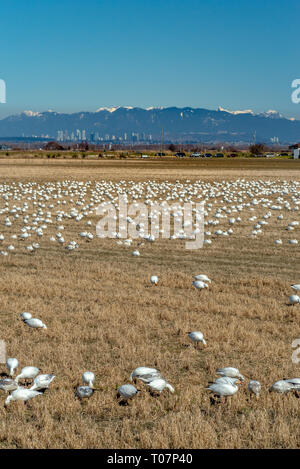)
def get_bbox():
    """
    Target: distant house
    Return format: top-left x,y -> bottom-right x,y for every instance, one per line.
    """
289,143 -> 300,159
